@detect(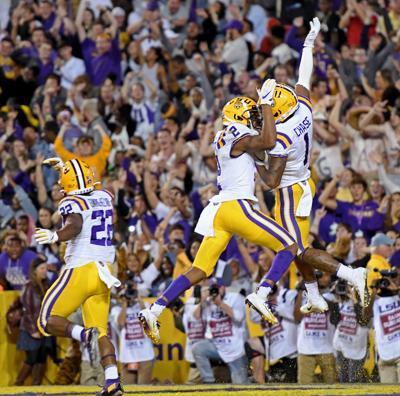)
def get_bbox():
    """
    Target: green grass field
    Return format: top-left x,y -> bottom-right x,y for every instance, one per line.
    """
0,384 -> 399,396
